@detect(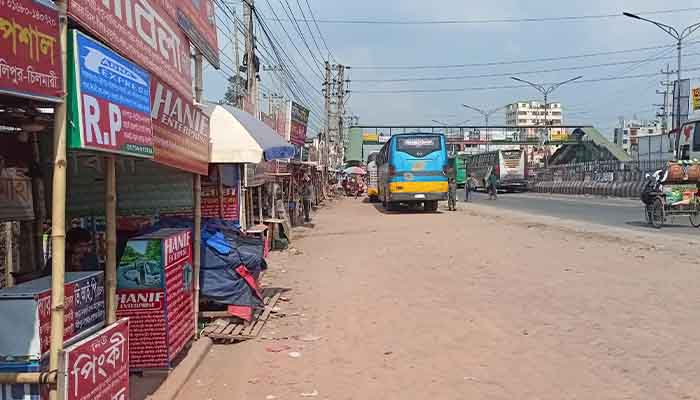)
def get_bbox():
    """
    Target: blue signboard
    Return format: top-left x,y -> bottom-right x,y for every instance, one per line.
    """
68,30 -> 154,157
